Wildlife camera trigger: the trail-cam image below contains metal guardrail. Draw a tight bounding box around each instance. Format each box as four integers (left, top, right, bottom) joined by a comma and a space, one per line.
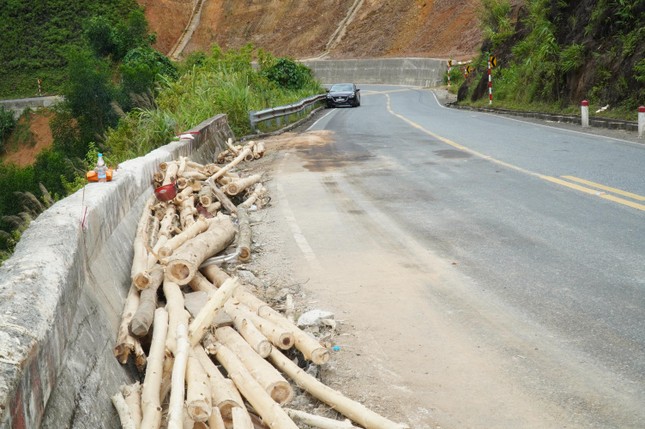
249, 94, 327, 133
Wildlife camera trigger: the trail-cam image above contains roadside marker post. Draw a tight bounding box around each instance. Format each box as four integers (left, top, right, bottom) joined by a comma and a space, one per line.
581, 100, 590, 128
447, 59, 452, 87
487, 55, 496, 105
639, 106, 645, 138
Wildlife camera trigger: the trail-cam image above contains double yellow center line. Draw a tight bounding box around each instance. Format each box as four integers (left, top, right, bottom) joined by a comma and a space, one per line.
544, 176, 645, 211
385, 94, 645, 212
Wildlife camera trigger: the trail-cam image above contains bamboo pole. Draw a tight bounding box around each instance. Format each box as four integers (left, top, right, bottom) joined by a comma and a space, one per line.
166, 216, 236, 285
168, 324, 190, 429
284, 409, 358, 429
186, 347, 212, 422
140, 308, 169, 429
269, 348, 408, 429
213, 343, 299, 429
215, 326, 293, 404
188, 277, 240, 346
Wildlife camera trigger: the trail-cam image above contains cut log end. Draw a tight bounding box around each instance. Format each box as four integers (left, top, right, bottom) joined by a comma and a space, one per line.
187, 400, 212, 423
269, 381, 294, 405
238, 246, 251, 262
311, 348, 331, 365
167, 261, 193, 285
255, 341, 272, 358
278, 333, 295, 350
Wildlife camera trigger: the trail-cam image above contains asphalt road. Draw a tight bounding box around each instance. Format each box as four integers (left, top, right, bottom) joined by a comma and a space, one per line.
269, 85, 644, 428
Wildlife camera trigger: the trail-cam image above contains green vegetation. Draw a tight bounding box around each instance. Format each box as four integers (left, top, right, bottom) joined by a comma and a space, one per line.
457, 0, 645, 117
0, 107, 17, 152
0, 2, 322, 263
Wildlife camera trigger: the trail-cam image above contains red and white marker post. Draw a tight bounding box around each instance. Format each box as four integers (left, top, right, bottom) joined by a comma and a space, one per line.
639, 106, 645, 138
487, 59, 493, 105
581, 100, 590, 128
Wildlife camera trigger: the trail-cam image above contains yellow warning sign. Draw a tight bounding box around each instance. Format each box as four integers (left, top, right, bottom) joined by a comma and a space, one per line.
489, 55, 498, 68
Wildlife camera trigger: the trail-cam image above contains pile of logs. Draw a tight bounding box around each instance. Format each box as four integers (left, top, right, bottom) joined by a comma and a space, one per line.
112, 139, 407, 429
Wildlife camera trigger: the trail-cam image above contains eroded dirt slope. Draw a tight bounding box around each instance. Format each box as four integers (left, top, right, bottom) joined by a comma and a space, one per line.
139, 0, 482, 60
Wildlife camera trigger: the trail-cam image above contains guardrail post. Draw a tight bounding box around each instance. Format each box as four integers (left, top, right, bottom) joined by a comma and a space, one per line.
639, 106, 645, 138
581, 100, 589, 128
249, 110, 258, 133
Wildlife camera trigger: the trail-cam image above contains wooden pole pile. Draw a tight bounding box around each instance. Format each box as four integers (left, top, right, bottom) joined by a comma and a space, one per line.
112, 140, 408, 429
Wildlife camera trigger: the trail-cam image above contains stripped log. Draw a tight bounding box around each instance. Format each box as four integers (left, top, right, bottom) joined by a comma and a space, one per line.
163, 162, 179, 185
131, 197, 155, 286
121, 383, 143, 429
228, 306, 272, 358
215, 326, 293, 404
208, 407, 227, 429
130, 264, 164, 337
114, 284, 141, 364
253, 142, 265, 159
188, 277, 240, 346
284, 409, 358, 429
168, 324, 190, 429
224, 174, 262, 196
232, 407, 254, 429
186, 347, 212, 422
188, 271, 218, 294
111, 391, 136, 429
200, 264, 231, 287
166, 216, 236, 285
225, 301, 293, 350
194, 346, 244, 424
238, 184, 267, 210
158, 217, 210, 259
209, 144, 253, 182
236, 208, 252, 262
199, 185, 214, 207
213, 343, 299, 429
207, 178, 237, 214
269, 348, 408, 429
140, 308, 169, 429
235, 289, 329, 365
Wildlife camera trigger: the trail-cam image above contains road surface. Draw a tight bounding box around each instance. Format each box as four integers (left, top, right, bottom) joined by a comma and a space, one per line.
256, 85, 645, 429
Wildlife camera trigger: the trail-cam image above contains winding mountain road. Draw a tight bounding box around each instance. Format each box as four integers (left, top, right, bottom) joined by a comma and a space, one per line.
260, 85, 645, 428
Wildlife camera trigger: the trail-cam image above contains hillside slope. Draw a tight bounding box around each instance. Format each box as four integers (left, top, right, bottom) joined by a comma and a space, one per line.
138, 0, 483, 60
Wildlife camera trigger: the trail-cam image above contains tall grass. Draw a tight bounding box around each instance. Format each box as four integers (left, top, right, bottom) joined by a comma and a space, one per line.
103, 46, 323, 165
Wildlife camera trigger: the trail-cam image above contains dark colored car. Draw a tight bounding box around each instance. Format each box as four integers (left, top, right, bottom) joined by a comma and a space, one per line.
326, 83, 361, 108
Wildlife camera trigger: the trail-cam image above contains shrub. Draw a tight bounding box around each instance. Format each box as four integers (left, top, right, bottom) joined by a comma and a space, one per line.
0, 107, 16, 152
262, 57, 315, 90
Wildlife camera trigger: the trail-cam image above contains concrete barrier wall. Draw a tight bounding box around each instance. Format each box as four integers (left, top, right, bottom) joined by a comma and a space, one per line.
0, 96, 64, 119
302, 58, 447, 87
0, 114, 233, 429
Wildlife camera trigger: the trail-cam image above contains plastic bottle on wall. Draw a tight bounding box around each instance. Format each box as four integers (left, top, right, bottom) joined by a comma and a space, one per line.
96, 153, 107, 183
